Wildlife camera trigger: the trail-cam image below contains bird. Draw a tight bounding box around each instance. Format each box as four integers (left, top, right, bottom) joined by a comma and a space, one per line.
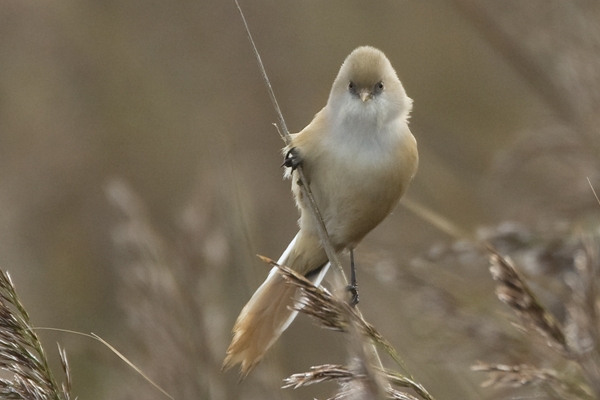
223, 46, 418, 377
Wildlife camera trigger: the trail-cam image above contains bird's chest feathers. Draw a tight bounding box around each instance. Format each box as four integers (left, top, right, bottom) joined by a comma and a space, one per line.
308, 120, 407, 213
298, 121, 408, 246
322, 120, 403, 183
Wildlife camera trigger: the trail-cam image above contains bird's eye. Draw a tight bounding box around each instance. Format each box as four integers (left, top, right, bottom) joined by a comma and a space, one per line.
348, 81, 355, 91
375, 81, 384, 91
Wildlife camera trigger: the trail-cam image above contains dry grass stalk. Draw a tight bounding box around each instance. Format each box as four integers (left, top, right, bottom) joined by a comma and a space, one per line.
260, 257, 435, 400
488, 248, 569, 355
283, 364, 358, 389
285, 362, 386, 400
384, 388, 420, 400
57, 346, 71, 400
283, 363, 427, 400
472, 362, 594, 400
471, 362, 558, 388
383, 370, 434, 400
479, 240, 600, 399
258, 256, 407, 369
0, 269, 71, 400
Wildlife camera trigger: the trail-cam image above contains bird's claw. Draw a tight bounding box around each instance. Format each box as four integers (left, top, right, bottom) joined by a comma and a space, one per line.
282, 147, 303, 170
346, 284, 359, 307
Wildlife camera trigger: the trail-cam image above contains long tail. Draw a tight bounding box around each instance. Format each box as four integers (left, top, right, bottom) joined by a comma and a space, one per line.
223, 232, 329, 378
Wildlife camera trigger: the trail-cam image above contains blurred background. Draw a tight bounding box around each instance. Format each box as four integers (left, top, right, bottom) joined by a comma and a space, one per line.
1, 0, 600, 399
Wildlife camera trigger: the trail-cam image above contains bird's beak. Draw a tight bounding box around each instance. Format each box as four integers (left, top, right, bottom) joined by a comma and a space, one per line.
359, 90, 373, 102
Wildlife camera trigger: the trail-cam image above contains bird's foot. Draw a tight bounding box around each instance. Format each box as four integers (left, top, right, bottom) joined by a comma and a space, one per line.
346, 284, 359, 307
282, 147, 303, 170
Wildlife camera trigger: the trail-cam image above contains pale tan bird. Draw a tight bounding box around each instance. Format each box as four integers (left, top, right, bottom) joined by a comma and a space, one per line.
224, 46, 418, 377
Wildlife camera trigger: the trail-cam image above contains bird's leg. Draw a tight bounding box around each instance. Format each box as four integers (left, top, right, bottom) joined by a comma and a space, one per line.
347, 249, 359, 307
282, 147, 303, 170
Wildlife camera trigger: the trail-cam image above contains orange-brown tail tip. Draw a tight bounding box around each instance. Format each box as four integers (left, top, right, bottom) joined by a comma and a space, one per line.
222, 352, 256, 381
222, 270, 298, 378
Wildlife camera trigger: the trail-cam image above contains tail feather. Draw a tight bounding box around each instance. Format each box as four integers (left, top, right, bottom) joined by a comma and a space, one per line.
223, 233, 330, 377
223, 270, 296, 376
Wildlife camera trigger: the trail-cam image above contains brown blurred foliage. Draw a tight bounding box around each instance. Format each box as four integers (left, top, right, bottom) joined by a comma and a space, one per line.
1, 0, 599, 399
